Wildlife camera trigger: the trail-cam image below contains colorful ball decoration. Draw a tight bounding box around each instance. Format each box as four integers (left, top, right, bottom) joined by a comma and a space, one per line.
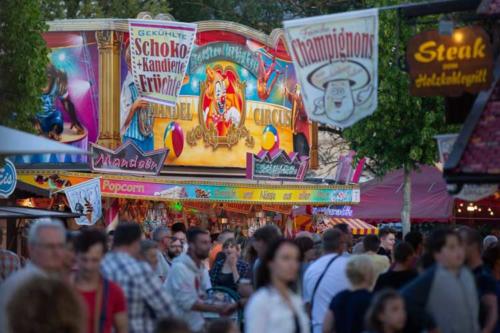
261, 124, 279, 151
163, 121, 184, 161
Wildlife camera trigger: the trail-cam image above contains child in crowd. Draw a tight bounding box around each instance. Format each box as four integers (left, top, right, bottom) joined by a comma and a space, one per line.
364, 289, 406, 333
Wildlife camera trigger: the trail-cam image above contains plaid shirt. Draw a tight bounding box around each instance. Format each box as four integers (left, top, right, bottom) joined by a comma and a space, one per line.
209, 253, 250, 290
101, 251, 175, 333
0, 249, 20, 282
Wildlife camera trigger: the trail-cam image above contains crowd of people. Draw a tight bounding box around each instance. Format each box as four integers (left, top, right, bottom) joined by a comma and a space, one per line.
1, 218, 500, 333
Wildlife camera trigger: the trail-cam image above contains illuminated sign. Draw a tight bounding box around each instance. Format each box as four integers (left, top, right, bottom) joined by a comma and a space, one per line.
407, 26, 493, 96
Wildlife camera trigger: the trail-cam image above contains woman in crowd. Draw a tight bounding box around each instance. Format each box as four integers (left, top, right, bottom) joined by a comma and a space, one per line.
7, 276, 85, 333
323, 255, 376, 333
210, 238, 250, 292
245, 239, 309, 333
364, 289, 407, 333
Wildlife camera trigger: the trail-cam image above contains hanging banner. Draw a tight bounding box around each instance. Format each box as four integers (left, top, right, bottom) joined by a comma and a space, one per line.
407, 26, 493, 96
128, 19, 197, 106
64, 178, 102, 225
434, 133, 458, 164
0, 159, 17, 199
283, 9, 379, 128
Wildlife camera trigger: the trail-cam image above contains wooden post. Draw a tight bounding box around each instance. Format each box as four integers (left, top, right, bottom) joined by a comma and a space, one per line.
310, 121, 319, 169
95, 31, 122, 149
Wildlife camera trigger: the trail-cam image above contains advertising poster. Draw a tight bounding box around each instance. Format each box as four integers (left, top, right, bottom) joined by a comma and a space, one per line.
65, 178, 102, 225
120, 22, 311, 168
128, 19, 197, 106
283, 9, 379, 128
15, 32, 100, 164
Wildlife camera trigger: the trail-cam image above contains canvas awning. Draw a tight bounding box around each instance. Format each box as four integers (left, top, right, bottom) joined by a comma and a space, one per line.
294, 215, 378, 235
0, 206, 81, 219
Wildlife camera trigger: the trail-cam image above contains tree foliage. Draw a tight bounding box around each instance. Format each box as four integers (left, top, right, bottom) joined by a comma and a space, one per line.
0, 0, 48, 132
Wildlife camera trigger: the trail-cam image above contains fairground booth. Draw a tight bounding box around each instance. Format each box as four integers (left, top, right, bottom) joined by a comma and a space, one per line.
11, 18, 361, 239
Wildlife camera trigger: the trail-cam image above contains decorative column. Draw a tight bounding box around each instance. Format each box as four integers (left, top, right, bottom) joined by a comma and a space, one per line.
310, 121, 319, 169
96, 31, 122, 149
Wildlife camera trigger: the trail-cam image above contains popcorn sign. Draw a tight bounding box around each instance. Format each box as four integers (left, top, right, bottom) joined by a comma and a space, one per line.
129, 19, 197, 106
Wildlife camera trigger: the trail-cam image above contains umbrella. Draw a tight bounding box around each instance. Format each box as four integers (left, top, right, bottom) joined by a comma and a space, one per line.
0, 125, 89, 156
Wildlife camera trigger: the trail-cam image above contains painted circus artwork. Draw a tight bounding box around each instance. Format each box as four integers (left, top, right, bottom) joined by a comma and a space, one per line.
120, 21, 311, 168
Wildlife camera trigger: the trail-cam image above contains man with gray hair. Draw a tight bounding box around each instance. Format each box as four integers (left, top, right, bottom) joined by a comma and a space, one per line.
152, 225, 172, 282
0, 218, 66, 332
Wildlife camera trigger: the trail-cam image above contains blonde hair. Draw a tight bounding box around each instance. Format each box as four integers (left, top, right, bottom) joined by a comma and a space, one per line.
346, 254, 376, 287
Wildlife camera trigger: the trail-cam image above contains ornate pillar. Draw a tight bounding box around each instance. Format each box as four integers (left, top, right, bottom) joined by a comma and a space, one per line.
310, 121, 319, 169
96, 31, 122, 149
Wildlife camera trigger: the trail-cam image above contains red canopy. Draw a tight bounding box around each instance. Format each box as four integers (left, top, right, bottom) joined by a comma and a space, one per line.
352, 165, 454, 224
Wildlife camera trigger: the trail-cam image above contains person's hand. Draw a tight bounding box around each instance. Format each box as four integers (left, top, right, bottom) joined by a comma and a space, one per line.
227, 253, 238, 268
132, 99, 149, 112
220, 303, 238, 316
238, 283, 253, 298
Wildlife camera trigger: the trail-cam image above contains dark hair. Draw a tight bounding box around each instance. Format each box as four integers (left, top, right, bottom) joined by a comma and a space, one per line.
365, 289, 404, 332
75, 229, 107, 254
404, 231, 423, 251
7, 276, 84, 333
294, 236, 314, 262
222, 238, 238, 249
187, 227, 209, 244
207, 318, 235, 333
427, 228, 459, 255
394, 242, 415, 264
256, 238, 298, 289
363, 235, 381, 252
155, 317, 191, 333
334, 223, 350, 235
113, 223, 142, 247
253, 225, 281, 244
379, 228, 396, 239
171, 222, 187, 234
460, 227, 482, 250
322, 228, 345, 253
483, 243, 500, 269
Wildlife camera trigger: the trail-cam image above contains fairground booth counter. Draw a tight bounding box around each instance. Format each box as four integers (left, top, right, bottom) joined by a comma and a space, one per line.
12, 18, 361, 238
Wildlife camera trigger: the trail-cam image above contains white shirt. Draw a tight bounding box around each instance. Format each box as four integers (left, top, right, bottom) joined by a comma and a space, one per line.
303, 253, 350, 333
156, 251, 171, 282
245, 287, 310, 333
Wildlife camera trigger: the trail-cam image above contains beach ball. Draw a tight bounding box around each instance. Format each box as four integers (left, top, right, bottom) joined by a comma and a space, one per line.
163, 121, 184, 161
261, 124, 279, 151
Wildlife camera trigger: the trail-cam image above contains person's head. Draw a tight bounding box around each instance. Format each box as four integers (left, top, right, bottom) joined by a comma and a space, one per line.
253, 225, 281, 259
223, 238, 240, 258
363, 235, 381, 253
7, 276, 84, 333
187, 227, 211, 260
218, 229, 235, 245
207, 318, 239, 333
140, 239, 159, 270
365, 289, 406, 333
483, 235, 498, 251
167, 238, 183, 259
404, 231, 424, 255
334, 223, 353, 248
393, 242, 415, 267
483, 243, 500, 277
172, 222, 187, 250
152, 226, 171, 251
294, 236, 315, 263
107, 230, 114, 251
154, 317, 191, 333
28, 219, 66, 273
427, 228, 464, 270
346, 254, 376, 289
379, 228, 396, 252
322, 228, 346, 254
112, 223, 143, 258
74, 229, 107, 279
256, 238, 299, 289
458, 227, 482, 263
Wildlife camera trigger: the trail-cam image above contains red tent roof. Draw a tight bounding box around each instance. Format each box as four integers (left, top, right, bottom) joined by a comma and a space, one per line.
352, 165, 454, 224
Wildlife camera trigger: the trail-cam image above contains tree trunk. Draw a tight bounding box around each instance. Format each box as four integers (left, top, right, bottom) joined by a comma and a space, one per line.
401, 168, 412, 236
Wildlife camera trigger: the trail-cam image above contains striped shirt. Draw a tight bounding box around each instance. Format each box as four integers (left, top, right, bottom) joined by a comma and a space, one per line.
101, 251, 175, 333
120, 72, 149, 141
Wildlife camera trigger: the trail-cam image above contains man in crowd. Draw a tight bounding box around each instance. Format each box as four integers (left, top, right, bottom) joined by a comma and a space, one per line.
0, 218, 66, 332
402, 229, 480, 333
167, 238, 183, 264
460, 227, 498, 333
251, 224, 281, 284
141, 239, 160, 273
209, 229, 235, 268
74, 228, 128, 333
375, 241, 418, 291
101, 223, 174, 333
0, 227, 20, 282
405, 231, 424, 257
303, 228, 350, 333
172, 222, 188, 253
152, 226, 172, 282
378, 228, 396, 262
165, 227, 236, 333
363, 234, 390, 277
